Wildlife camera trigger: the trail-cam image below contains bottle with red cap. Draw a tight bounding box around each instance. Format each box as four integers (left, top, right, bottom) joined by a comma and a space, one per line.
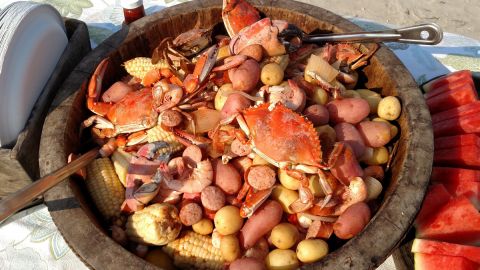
121, 0, 146, 24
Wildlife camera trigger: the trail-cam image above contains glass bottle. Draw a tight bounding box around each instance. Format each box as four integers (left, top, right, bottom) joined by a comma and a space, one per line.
121, 0, 146, 25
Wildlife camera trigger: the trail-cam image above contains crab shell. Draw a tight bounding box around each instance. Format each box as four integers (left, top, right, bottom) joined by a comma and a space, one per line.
242, 103, 322, 167
222, 0, 261, 37
107, 88, 158, 133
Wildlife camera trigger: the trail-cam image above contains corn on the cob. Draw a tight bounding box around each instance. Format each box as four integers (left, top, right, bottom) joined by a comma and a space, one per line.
111, 149, 132, 187
126, 203, 182, 246
85, 158, 125, 221
123, 57, 169, 80
163, 231, 225, 270
146, 125, 184, 154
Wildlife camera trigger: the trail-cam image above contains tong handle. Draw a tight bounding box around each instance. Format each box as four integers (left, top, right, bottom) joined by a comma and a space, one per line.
305, 23, 443, 45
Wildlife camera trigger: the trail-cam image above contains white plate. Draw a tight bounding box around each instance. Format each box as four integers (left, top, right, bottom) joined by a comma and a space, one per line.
0, 3, 67, 147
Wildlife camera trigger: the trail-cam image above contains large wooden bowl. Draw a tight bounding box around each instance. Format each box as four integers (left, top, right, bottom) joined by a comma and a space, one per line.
39, 0, 433, 269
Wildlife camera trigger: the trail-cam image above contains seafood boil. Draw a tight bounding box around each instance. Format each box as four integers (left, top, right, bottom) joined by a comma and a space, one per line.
79, 0, 402, 269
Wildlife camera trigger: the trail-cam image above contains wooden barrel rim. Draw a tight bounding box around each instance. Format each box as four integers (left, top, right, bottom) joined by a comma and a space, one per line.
39, 0, 433, 269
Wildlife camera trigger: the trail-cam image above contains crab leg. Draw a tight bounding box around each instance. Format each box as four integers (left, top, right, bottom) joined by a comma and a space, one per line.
87, 58, 112, 116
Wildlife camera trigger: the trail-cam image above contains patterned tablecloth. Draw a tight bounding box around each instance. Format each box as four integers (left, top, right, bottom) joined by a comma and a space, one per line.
0, 0, 479, 269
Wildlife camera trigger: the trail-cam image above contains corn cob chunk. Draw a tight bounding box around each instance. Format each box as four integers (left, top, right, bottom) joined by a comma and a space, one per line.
163, 231, 225, 270
123, 57, 169, 80
85, 158, 125, 222
126, 203, 182, 246
111, 149, 133, 187
146, 125, 184, 154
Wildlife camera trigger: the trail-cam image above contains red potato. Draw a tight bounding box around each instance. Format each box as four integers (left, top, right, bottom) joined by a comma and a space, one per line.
303, 104, 329, 126
330, 144, 364, 186
201, 186, 226, 211
230, 59, 261, 92
247, 165, 276, 190
230, 258, 266, 270
239, 200, 283, 249
213, 159, 242, 194
239, 44, 263, 62
230, 138, 252, 156
333, 202, 371, 239
363, 165, 385, 181
356, 121, 392, 147
102, 81, 133, 102
327, 98, 370, 124
179, 202, 203, 226
221, 93, 251, 120
334, 122, 366, 158
244, 237, 270, 260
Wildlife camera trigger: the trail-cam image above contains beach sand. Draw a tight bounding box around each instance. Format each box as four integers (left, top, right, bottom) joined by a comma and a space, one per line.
298, 0, 479, 41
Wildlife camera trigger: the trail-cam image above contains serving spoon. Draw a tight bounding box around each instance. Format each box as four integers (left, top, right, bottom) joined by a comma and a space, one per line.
0, 148, 99, 222
279, 23, 443, 51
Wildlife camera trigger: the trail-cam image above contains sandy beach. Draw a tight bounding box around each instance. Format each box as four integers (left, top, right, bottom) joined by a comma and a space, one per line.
299, 0, 480, 41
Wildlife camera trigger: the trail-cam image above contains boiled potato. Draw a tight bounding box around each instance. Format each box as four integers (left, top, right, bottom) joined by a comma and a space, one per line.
220, 234, 241, 262
278, 169, 300, 190
364, 146, 389, 165
261, 63, 284, 85
269, 223, 299, 249
215, 83, 233, 111
309, 175, 324, 197
192, 218, 214, 235
296, 239, 329, 263
378, 96, 401, 120
214, 206, 243, 235
144, 249, 175, 270
265, 249, 299, 270
344, 90, 361, 98
252, 154, 273, 167
271, 185, 299, 214
356, 89, 381, 98
312, 87, 329, 105
365, 176, 383, 201
315, 125, 336, 143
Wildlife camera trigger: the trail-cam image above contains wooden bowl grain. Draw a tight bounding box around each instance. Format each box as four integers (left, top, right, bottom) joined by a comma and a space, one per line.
39, 0, 433, 269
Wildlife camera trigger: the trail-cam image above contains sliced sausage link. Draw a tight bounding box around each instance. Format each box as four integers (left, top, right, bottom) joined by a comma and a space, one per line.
160, 109, 183, 127
201, 186, 226, 211
179, 202, 203, 226
230, 138, 252, 156
247, 165, 277, 190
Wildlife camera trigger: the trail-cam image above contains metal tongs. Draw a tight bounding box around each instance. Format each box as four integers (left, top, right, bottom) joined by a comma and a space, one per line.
279, 23, 443, 51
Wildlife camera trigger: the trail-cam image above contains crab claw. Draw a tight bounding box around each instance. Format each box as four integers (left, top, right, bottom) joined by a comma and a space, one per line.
184, 45, 218, 93
240, 186, 274, 218
334, 176, 368, 216
87, 58, 112, 116
222, 0, 260, 37
229, 18, 288, 57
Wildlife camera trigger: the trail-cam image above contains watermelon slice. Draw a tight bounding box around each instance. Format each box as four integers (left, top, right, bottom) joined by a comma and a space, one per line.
430, 167, 480, 208
414, 184, 452, 227
414, 253, 478, 270
423, 70, 473, 94
412, 239, 480, 264
434, 134, 480, 150
433, 113, 480, 139
426, 82, 477, 114
416, 196, 480, 245
431, 101, 480, 124
434, 145, 480, 169
431, 167, 480, 183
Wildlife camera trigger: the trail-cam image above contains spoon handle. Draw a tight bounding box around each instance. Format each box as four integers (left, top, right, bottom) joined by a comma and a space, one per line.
0, 148, 99, 222
305, 23, 443, 45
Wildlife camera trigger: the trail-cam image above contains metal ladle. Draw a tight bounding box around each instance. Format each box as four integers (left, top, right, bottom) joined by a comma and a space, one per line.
279, 23, 443, 51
